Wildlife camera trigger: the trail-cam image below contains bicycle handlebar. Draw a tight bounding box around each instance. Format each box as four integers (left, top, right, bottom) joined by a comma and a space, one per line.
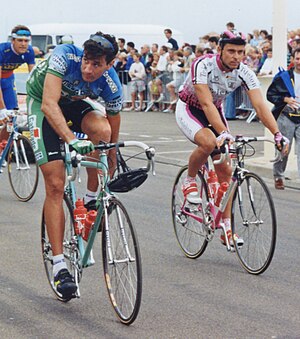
212, 135, 283, 165
67, 140, 156, 182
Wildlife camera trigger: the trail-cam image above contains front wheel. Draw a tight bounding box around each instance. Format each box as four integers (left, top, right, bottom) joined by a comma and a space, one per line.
41, 194, 80, 302
102, 197, 142, 325
172, 165, 209, 259
231, 172, 277, 275
7, 134, 39, 202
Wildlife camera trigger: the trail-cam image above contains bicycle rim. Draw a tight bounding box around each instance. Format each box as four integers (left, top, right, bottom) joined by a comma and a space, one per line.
7, 135, 39, 202
172, 166, 209, 259
41, 194, 80, 301
231, 172, 277, 274
102, 197, 142, 325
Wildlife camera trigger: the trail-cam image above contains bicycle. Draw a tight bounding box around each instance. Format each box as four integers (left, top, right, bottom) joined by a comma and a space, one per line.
41, 139, 155, 325
172, 136, 278, 275
0, 110, 39, 201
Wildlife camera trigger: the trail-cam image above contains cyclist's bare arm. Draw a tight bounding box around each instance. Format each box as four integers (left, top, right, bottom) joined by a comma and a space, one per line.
194, 83, 228, 134
107, 113, 121, 172
41, 73, 75, 143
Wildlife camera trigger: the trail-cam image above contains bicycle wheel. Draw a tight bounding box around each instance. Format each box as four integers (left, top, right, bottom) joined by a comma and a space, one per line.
102, 197, 142, 325
41, 194, 80, 302
231, 172, 277, 274
7, 134, 39, 202
172, 165, 209, 259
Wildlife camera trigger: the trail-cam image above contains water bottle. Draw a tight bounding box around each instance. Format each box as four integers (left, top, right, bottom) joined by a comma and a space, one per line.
215, 182, 229, 207
83, 210, 97, 241
207, 170, 219, 199
73, 198, 87, 235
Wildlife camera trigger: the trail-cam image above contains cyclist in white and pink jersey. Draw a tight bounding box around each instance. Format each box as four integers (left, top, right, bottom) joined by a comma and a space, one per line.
176, 30, 289, 247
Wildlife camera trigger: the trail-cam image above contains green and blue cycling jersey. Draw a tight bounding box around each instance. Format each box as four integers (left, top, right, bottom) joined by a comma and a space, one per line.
26, 44, 123, 115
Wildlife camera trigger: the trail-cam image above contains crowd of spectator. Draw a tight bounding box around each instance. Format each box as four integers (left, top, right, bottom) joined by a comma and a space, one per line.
113, 25, 300, 112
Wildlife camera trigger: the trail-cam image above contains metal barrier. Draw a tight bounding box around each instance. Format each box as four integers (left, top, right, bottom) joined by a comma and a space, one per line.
118, 69, 257, 120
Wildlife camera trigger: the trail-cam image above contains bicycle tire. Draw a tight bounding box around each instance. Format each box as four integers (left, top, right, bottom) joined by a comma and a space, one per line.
231, 172, 277, 275
41, 194, 80, 302
7, 134, 39, 202
172, 165, 209, 259
102, 197, 142, 325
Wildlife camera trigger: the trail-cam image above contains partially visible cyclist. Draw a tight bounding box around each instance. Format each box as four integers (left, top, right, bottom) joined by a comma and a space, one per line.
0, 25, 35, 140
175, 30, 289, 247
26, 32, 122, 298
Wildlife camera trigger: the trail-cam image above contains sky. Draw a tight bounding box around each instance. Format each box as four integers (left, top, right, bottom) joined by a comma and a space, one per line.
1, 0, 300, 45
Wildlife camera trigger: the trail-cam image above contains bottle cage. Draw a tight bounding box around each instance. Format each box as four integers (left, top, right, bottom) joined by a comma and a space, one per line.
107, 145, 148, 193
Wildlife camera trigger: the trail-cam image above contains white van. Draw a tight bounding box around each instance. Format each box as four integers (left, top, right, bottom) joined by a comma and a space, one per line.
29, 23, 184, 53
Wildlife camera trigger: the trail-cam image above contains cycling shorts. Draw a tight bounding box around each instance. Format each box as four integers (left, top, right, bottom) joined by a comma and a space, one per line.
175, 98, 228, 143
27, 97, 106, 166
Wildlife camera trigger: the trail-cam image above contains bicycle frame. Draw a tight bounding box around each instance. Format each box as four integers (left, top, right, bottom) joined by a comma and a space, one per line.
64, 143, 109, 269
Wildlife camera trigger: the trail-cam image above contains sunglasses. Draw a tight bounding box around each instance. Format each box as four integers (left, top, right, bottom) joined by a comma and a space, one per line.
89, 34, 114, 52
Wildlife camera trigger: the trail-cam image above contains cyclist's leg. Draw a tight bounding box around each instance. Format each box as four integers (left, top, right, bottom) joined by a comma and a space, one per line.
175, 100, 215, 202
27, 97, 77, 296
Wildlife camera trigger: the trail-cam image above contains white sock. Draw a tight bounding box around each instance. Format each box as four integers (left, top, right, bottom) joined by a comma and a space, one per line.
85, 190, 97, 204
223, 218, 231, 232
53, 254, 67, 277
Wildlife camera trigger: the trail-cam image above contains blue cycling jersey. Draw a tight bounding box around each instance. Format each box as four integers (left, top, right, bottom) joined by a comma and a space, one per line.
0, 42, 35, 78
0, 42, 35, 108
27, 44, 123, 115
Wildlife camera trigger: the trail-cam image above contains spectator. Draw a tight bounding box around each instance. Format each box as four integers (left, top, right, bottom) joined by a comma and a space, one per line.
258, 48, 273, 76
140, 44, 151, 65
226, 22, 235, 32
125, 41, 135, 70
250, 29, 263, 47
257, 41, 272, 73
267, 47, 300, 189
151, 43, 159, 54
164, 28, 179, 50
199, 35, 210, 48
208, 36, 219, 54
114, 52, 128, 84
245, 46, 260, 74
163, 50, 185, 113
125, 53, 146, 111
182, 46, 195, 78
195, 46, 204, 58
118, 38, 127, 53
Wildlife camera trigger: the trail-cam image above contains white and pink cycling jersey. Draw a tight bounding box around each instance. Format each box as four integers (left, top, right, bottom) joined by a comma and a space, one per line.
179, 54, 260, 110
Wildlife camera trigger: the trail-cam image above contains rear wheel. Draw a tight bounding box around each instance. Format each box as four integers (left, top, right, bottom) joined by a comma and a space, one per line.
172, 165, 209, 259
41, 194, 80, 301
231, 172, 276, 274
102, 197, 142, 325
7, 135, 39, 201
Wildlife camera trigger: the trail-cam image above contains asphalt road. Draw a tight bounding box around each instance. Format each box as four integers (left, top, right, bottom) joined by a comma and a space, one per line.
0, 111, 299, 338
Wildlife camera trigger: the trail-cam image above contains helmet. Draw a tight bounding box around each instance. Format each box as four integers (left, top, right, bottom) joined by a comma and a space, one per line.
59, 35, 74, 44
219, 30, 246, 48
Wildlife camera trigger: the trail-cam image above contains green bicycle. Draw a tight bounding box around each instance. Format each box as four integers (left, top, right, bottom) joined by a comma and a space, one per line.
41, 140, 155, 325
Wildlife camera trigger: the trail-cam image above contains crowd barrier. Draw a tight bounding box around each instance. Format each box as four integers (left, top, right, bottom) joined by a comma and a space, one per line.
117, 70, 256, 121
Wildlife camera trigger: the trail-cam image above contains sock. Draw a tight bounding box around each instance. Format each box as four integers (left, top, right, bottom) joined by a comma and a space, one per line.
186, 175, 196, 182
84, 190, 97, 204
223, 218, 231, 232
53, 254, 67, 277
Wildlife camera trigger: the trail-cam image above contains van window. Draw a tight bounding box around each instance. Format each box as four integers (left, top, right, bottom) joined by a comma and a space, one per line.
31, 35, 53, 53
